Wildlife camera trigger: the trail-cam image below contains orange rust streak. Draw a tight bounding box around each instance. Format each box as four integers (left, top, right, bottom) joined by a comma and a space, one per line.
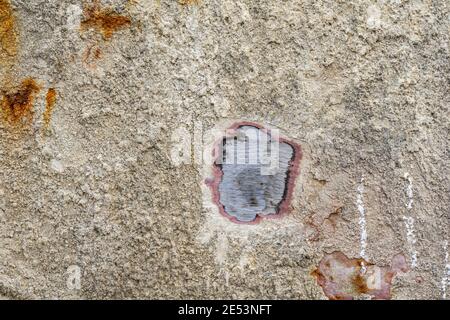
94, 47, 102, 59
81, 1, 131, 40
1, 78, 40, 126
0, 0, 18, 70
43, 88, 56, 129
352, 273, 370, 294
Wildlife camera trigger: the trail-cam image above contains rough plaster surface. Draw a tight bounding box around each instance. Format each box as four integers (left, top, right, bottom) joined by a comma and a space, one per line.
0, 0, 448, 299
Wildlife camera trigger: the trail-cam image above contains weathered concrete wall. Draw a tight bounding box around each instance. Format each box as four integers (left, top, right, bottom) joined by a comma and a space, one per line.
0, 0, 448, 299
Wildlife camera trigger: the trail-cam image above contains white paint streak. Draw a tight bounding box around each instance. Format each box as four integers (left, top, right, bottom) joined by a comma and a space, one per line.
442, 241, 449, 299
405, 173, 414, 209
356, 177, 367, 272
403, 216, 418, 268
403, 172, 418, 269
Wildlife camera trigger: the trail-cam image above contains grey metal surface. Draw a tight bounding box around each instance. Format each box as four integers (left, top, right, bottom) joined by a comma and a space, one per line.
217, 126, 294, 222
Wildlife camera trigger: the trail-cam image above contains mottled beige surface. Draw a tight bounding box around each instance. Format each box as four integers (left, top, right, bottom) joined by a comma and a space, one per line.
0, 0, 448, 299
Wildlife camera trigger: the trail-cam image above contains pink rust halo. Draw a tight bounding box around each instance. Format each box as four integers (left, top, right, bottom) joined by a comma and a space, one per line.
205, 121, 302, 224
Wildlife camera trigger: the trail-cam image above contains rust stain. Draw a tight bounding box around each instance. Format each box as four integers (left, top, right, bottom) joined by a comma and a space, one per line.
1, 78, 40, 127
82, 43, 102, 68
304, 215, 321, 242
352, 273, 370, 294
43, 87, 56, 129
0, 0, 17, 58
0, 0, 18, 74
94, 47, 102, 59
0, 1, 49, 135
312, 251, 408, 300
81, 0, 131, 40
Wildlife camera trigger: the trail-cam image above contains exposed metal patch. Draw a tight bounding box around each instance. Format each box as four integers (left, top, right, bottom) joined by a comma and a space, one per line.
207, 122, 301, 224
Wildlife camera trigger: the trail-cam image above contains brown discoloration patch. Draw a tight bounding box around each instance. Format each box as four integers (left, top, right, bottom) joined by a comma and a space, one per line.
94, 47, 102, 59
1, 78, 40, 127
82, 43, 103, 68
178, 0, 200, 5
43, 88, 56, 129
352, 273, 370, 294
0, 0, 17, 57
312, 178, 327, 186
0, 2, 43, 134
312, 251, 408, 300
81, 0, 131, 40
304, 214, 321, 241
0, 0, 18, 72
323, 206, 343, 231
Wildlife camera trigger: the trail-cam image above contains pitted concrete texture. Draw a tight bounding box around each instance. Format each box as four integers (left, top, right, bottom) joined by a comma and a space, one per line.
0, 0, 448, 299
